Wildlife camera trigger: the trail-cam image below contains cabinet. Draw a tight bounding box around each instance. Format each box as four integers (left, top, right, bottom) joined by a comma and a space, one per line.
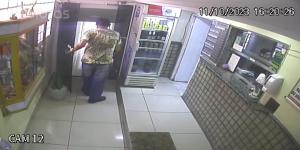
227, 27, 289, 74
0, 13, 48, 113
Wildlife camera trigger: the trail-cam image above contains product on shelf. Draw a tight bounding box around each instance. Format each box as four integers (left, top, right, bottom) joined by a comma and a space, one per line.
143, 17, 170, 32
0, 42, 16, 99
19, 37, 35, 89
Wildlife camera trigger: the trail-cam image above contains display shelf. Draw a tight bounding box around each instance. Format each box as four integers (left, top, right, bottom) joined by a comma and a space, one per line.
0, 13, 48, 114
230, 48, 275, 74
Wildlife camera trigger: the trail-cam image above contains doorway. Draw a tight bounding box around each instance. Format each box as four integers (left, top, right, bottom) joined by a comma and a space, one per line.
71, 22, 116, 76
72, 21, 96, 76
173, 17, 211, 82
171, 17, 211, 95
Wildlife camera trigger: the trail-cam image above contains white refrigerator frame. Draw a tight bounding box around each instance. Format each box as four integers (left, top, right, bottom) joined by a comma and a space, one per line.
124, 14, 177, 87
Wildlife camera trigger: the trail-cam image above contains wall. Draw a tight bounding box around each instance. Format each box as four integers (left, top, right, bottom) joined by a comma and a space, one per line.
160, 42, 182, 77
78, 4, 118, 22
169, 10, 194, 42
196, 16, 300, 143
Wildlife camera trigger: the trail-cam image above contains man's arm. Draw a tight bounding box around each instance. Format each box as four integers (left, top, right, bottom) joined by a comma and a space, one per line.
114, 33, 122, 54
115, 41, 122, 53
68, 39, 88, 53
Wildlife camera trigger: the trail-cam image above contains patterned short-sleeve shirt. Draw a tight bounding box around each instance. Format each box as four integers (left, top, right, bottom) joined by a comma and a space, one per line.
81, 28, 121, 64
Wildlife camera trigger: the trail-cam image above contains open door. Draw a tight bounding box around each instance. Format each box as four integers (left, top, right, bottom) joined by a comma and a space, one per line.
111, 5, 134, 80
173, 17, 211, 82
56, 3, 80, 91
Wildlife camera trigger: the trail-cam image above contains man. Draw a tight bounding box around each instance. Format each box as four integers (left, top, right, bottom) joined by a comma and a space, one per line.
68, 18, 121, 103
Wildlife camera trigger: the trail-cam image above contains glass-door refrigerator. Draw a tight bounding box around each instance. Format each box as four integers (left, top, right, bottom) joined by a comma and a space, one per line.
124, 15, 176, 87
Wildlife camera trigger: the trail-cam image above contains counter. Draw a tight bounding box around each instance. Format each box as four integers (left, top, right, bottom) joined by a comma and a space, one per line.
182, 56, 299, 150
200, 55, 269, 112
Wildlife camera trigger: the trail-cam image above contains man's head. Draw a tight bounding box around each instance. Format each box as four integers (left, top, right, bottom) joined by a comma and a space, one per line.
96, 18, 111, 29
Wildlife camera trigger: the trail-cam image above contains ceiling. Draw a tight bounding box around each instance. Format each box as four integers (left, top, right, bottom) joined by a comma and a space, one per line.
63, 0, 300, 41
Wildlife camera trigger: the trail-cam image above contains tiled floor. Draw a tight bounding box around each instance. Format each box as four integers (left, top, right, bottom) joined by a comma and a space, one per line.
121, 77, 212, 150
21, 78, 124, 150
21, 77, 210, 150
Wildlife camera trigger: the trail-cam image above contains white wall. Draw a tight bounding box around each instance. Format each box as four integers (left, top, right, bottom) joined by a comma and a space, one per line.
169, 10, 194, 42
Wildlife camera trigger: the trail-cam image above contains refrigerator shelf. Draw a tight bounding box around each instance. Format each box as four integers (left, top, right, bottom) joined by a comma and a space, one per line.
134, 57, 160, 60
142, 29, 168, 32
138, 47, 163, 50
139, 39, 165, 43
130, 71, 157, 76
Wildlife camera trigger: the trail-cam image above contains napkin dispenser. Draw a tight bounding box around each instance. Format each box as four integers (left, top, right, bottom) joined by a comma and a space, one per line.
262, 74, 284, 96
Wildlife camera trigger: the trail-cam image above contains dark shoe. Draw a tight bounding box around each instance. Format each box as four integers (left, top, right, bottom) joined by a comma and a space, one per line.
88, 96, 106, 104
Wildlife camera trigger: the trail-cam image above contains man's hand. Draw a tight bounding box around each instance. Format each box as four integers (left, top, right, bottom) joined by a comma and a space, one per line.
66, 45, 74, 54
67, 40, 88, 54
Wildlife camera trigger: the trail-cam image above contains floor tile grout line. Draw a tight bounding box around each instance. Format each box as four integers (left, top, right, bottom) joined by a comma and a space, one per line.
67, 93, 77, 149
141, 92, 157, 132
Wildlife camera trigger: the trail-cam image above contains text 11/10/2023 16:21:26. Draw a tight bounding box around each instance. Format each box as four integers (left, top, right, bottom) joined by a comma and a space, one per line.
199, 7, 295, 16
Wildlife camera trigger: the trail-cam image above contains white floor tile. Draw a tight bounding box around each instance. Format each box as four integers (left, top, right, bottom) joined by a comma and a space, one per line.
76, 91, 117, 103
76, 92, 118, 106
120, 87, 142, 94
144, 95, 190, 113
21, 143, 68, 150
68, 146, 124, 150
150, 112, 203, 134
158, 77, 173, 83
26, 120, 71, 145
73, 97, 120, 123
73, 107, 120, 123
69, 122, 123, 147
44, 93, 77, 102
171, 133, 213, 150
126, 111, 155, 132
122, 94, 148, 111
142, 84, 180, 96
33, 96, 76, 121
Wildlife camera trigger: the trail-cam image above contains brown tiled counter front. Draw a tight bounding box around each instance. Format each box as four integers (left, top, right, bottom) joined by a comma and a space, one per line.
182, 57, 299, 150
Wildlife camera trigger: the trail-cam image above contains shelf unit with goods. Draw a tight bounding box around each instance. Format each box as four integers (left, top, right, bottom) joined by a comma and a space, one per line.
0, 13, 48, 114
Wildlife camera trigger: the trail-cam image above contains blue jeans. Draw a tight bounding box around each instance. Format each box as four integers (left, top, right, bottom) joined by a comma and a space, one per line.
81, 63, 111, 102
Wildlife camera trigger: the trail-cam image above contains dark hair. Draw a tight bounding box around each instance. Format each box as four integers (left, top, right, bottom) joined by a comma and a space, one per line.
96, 18, 111, 28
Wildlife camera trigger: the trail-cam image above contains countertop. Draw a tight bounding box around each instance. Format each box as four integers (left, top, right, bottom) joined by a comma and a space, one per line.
200, 55, 270, 113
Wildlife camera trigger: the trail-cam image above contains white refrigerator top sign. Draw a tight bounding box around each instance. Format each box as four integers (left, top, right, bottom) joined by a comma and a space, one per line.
162, 7, 181, 17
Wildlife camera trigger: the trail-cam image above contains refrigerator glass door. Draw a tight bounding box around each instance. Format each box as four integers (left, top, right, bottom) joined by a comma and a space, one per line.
130, 16, 174, 76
